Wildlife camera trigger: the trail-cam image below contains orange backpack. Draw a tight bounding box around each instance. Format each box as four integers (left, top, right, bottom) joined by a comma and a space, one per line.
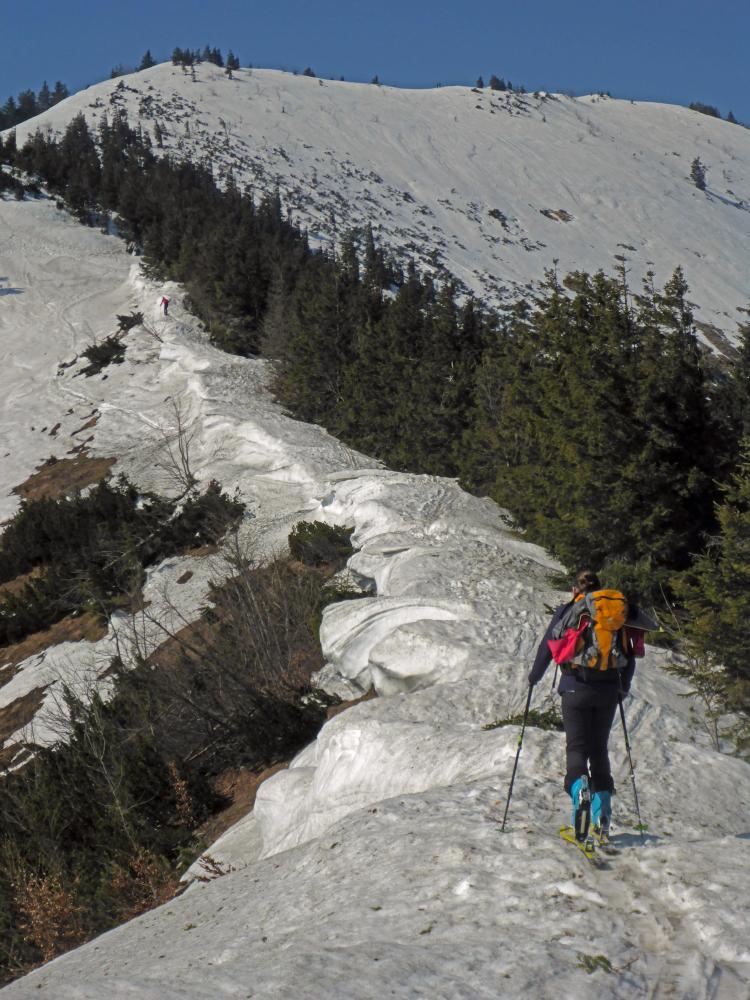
558, 589, 630, 671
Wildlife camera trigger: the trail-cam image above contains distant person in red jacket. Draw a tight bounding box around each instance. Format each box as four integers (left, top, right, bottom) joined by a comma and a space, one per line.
160, 295, 170, 316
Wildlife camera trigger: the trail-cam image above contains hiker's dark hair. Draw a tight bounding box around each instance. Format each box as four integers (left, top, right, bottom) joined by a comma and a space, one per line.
574, 569, 601, 593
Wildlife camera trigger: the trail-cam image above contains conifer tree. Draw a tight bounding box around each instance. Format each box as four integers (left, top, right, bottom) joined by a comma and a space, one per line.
51, 81, 69, 105
623, 268, 720, 589
2, 96, 17, 128
60, 114, 101, 218
729, 308, 750, 440
16, 90, 37, 121
691, 157, 707, 190
139, 50, 156, 70
37, 80, 52, 111
280, 252, 358, 423
675, 442, 750, 720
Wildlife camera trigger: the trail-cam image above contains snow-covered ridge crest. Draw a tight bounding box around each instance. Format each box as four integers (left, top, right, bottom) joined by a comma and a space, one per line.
10, 61, 750, 346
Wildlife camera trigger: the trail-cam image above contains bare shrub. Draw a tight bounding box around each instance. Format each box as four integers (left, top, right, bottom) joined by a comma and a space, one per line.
194, 853, 236, 882
167, 760, 196, 827
11, 866, 85, 964
155, 397, 199, 497
109, 851, 180, 922
138, 549, 333, 772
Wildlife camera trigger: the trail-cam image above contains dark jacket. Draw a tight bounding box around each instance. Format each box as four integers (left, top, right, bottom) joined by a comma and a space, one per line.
529, 600, 636, 694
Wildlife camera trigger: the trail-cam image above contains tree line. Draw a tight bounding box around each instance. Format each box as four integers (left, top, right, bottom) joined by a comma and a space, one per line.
4, 108, 749, 722
171, 46, 240, 70
0, 81, 69, 131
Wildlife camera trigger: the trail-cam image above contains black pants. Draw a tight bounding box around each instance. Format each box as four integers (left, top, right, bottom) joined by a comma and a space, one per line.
561, 686, 619, 793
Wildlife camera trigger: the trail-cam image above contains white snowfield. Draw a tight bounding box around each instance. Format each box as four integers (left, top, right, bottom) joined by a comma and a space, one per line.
2, 190, 750, 999
8, 61, 750, 347
2, 71, 750, 996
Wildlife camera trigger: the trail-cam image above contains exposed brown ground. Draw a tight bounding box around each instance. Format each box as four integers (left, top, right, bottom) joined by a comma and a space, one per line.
0, 567, 44, 600
0, 741, 33, 771
0, 686, 47, 746
194, 687, 378, 849
326, 686, 377, 719
70, 416, 99, 437
196, 762, 290, 846
13, 454, 116, 503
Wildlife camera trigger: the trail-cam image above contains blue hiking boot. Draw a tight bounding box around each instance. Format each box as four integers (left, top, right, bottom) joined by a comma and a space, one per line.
570, 775, 591, 842
591, 790, 612, 840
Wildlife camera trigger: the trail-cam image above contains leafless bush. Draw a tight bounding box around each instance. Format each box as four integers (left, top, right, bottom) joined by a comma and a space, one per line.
118, 540, 335, 773
194, 853, 237, 882
155, 397, 199, 497
10, 864, 85, 964
108, 851, 180, 921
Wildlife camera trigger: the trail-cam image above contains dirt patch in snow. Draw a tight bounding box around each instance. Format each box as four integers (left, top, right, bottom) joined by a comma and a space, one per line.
0, 567, 44, 600
13, 453, 116, 503
0, 741, 33, 771
326, 687, 377, 719
0, 685, 47, 745
197, 762, 290, 846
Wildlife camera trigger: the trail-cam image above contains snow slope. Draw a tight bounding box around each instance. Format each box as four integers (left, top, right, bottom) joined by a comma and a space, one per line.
8, 62, 750, 346
2, 190, 750, 998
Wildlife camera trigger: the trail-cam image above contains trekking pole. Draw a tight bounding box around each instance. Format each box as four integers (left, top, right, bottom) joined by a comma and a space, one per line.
500, 684, 533, 832
617, 693, 646, 842
550, 664, 558, 694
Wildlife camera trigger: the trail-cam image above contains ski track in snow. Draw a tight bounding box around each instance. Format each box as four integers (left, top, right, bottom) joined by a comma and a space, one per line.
2, 83, 750, 998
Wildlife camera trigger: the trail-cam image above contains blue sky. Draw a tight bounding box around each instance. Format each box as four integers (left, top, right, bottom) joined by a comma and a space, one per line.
2, 0, 749, 123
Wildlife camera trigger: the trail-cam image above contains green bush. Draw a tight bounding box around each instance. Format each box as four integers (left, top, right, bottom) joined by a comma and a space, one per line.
288, 521, 354, 568
0, 477, 244, 646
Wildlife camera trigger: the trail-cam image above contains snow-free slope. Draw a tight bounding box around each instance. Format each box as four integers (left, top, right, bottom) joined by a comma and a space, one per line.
2, 195, 750, 999
10, 62, 750, 346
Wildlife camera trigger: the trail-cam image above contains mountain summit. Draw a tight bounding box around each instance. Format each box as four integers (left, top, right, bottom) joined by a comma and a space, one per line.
13, 61, 750, 347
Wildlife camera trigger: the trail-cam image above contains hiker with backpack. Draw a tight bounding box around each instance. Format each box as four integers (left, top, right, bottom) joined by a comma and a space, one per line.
528, 570, 642, 842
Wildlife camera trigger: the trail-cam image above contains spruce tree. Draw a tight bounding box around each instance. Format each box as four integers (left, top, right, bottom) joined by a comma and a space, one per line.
2, 96, 18, 128
51, 81, 69, 105
60, 113, 101, 218
675, 442, 750, 721
628, 268, 719, 586
691, 157, 707, 190
37, 81, 52, 112
730, 308, 750, 440
280, 251, 358, 423
139, 50, 156, 70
